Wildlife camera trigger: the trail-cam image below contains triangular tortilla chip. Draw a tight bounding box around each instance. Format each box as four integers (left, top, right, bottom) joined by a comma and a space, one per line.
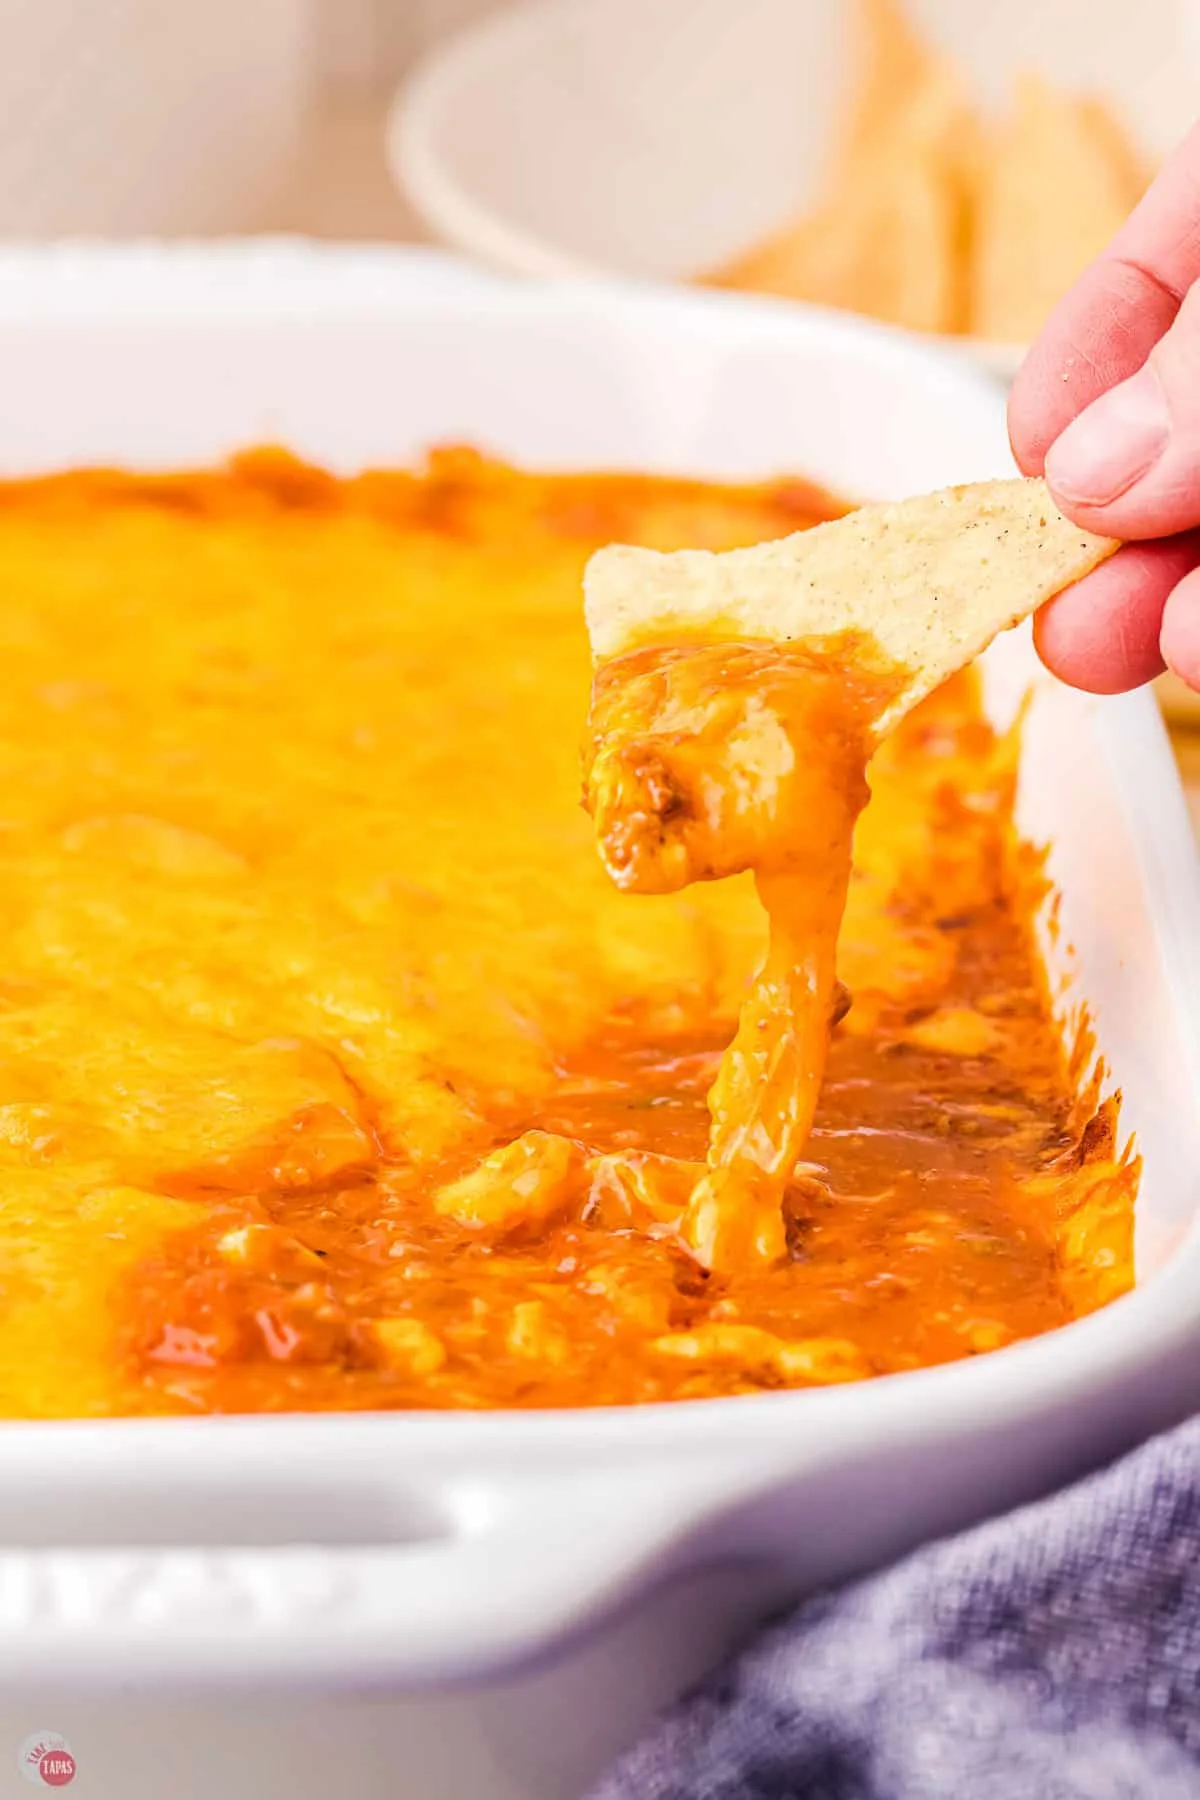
971, 73, 1148, 344
843, 0, 939, 160
584, 476, 1117, 736
706, 0, 979, 335
708, 102, 969, 334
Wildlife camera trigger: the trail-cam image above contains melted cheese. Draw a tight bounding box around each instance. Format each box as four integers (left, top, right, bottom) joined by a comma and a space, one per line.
585, 637, 902, 1269
0, 449, 1135, 1415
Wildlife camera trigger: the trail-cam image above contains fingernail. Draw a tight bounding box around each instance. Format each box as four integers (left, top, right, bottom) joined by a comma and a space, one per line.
1045, 363, 1170, 506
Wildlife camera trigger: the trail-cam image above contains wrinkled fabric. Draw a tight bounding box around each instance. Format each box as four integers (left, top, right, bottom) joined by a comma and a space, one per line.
591, 1417, 1200, 1800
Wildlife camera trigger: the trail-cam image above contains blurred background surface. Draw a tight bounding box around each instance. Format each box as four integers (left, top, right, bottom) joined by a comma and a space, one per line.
299, 0, 495, 239
0, 0, 497, 240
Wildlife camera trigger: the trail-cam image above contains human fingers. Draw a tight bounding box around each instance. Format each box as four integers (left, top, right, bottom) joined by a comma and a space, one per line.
1042, 284, 1200, 539
1159, 559, 1200, 689
1033, 533, 1200, 691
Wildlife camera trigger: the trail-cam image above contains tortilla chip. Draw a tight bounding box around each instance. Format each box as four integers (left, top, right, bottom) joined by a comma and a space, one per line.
584, 477, 1118, 735
971, 72, 1147, 344
707, 0, 978, 334
841, 0, 954, 166
708, 180, 956, 333
711, 82, 973, 332
1079, 96, 1151, 200
702, 0, 1153, 348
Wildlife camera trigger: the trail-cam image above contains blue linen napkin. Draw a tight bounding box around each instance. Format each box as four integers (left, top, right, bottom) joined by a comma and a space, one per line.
590, 1416, 1200, 1800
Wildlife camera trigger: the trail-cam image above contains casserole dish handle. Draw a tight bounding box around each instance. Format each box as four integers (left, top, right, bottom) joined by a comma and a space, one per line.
0, 1463, 746, 1689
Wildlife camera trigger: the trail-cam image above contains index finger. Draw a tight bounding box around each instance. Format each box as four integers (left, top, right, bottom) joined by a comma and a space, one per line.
1008, 116, 1200, 475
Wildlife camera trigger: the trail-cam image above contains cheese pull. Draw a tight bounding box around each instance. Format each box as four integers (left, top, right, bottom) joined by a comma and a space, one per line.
582, 477, 1117, 1272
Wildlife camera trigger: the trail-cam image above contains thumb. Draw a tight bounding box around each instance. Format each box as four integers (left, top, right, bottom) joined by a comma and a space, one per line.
1044, 281, 1200, 541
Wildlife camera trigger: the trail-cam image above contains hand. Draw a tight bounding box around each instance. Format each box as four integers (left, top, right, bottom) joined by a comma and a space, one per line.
1008, 118, 1200, 693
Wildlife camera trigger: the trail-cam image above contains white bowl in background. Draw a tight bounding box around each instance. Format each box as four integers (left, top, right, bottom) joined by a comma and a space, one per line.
389, 0, 1200, 382
0, 245, 1197, 1800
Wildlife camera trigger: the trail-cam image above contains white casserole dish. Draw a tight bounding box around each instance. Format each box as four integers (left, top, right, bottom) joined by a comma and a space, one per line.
0, 244, 1197, 1800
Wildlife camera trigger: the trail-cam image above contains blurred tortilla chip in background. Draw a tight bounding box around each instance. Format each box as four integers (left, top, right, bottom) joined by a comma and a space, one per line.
972, 70, 1149, 343
710, 1, 976, 334
706, 0, 1150, 347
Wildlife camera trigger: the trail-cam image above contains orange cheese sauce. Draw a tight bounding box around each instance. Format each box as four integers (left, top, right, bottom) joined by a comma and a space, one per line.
0, 448, 1135, 1415
585, 636, 904, 1271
